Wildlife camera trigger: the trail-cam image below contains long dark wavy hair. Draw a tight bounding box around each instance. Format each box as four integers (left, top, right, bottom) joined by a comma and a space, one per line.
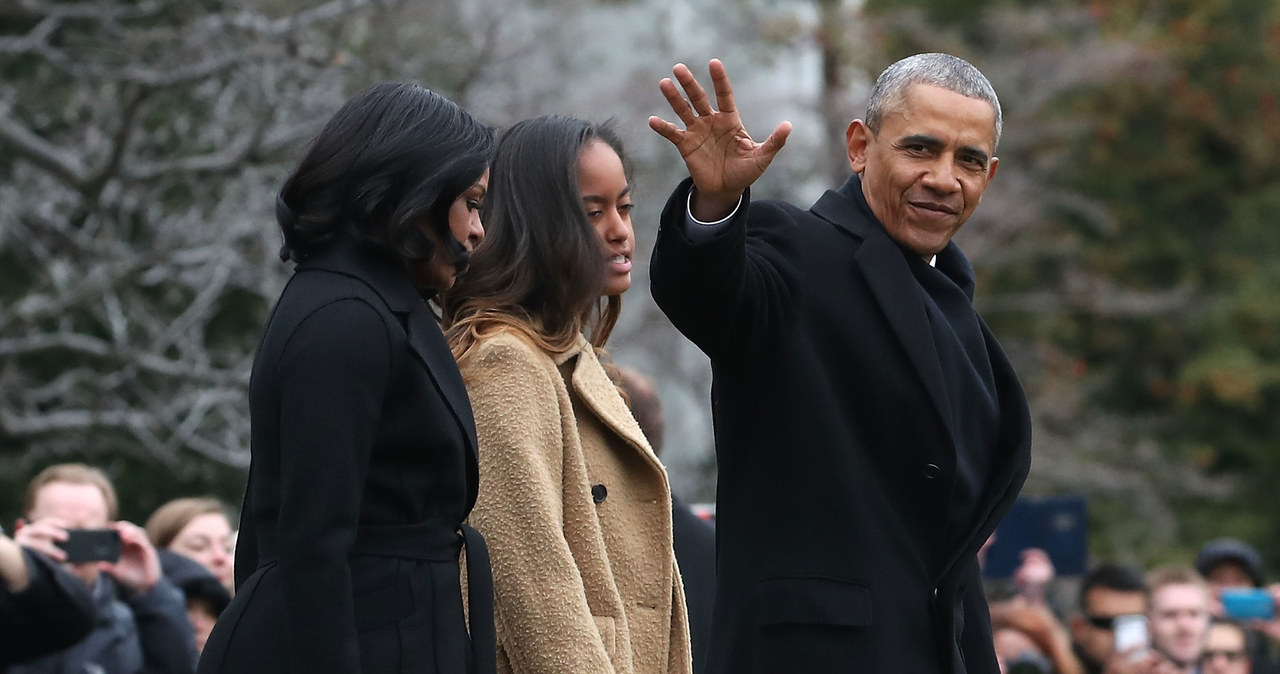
442, 115, 630, 362
275, 82, 495, 268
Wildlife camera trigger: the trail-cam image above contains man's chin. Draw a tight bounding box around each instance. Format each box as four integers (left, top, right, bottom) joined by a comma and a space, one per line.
69, 564, 100, 587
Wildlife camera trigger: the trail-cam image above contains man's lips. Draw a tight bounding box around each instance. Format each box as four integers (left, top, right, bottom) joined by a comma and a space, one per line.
909, 200, 959, 216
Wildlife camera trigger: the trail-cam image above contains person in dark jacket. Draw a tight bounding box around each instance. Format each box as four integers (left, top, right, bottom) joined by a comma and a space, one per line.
0, 531, 96, 669
1196, 539, 1280, 674
648, 54, 1032, 673
156, 549, 230, 655
197, 82, 496, 674
11, 463, 195, 674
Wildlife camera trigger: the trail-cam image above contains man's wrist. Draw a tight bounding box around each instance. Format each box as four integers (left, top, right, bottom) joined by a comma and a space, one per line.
0, 537, 30, 592
690, 188, 742, 223
686, 190, 742, 227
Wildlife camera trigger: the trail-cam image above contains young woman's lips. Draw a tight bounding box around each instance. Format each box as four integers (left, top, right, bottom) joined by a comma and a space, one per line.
609, 254, 632, 273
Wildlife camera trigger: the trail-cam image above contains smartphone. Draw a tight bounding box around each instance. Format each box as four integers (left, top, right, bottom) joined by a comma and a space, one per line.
56, 528, 122, 563
1222, 588, 1276, 621
1113, 614, 1149, 658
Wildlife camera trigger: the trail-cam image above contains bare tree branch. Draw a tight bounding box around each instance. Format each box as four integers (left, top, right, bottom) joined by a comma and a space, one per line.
0, 104, 90, 189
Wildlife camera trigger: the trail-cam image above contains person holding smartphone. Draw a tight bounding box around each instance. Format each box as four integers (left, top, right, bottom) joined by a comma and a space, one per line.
1196, 538, 1280, 671
0, 529, 96, 667
11, 463, 195, 674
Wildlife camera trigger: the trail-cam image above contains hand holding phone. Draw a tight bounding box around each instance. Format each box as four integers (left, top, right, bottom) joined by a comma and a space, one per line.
1113, 614, 1149, 660
56, 528, 122, 564
1221, 587, 1277, 621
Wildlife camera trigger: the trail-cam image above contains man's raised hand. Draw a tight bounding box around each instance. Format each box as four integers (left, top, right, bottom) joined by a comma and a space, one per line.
648, 59, 791, 222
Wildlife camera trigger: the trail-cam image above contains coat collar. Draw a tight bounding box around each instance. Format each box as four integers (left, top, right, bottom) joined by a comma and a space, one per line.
813, 178, 1032, 582
811, 175, 956, 450
296, 239, 480, 492
558, 334, 670, 481
296, 237, 422, 312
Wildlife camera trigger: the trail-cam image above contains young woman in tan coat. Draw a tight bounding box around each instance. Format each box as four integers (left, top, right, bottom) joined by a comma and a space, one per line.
443, 116, 692, 674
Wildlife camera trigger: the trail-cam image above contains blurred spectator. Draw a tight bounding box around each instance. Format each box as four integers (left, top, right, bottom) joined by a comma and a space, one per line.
1014, 548, 1058, 607
1146, 566, 1212, 674
0, 529, 96, 668
1069, 564, 1149, 674
617, 366, 715, 674
1195, 538, 1280, 672
11, 463, 196, 673
990, 598, 1085, 674
144, 498, 235, 593
155, 550, 230, 654
144, 498, 235, 654
1201, 619, 1252, 674
1196, 539, 1265, 594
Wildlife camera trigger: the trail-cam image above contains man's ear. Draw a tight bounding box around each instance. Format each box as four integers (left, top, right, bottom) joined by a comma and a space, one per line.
987, 156, 999, 182
846, 119, 871, 174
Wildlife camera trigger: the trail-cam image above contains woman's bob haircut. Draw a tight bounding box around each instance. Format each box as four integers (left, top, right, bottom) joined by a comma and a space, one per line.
275, 82, 495, 263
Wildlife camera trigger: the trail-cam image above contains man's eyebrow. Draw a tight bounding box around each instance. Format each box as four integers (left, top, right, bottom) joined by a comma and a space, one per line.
958, 145, 991, 165
899, 134, 943, 148
897, 134, 991, 165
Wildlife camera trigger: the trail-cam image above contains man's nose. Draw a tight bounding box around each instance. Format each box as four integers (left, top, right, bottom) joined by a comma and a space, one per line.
922, 158, 959, 192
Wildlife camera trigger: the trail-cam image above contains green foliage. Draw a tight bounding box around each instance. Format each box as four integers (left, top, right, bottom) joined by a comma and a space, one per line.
1037, 0, 1280, 569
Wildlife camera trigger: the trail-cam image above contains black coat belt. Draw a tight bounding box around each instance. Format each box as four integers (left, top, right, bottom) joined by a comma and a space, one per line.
257, 520, 496, 674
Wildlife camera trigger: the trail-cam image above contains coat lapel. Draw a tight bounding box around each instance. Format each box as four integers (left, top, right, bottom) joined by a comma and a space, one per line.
813, 176, 1034, 586
934, 318, 1033, 585
404, 304, 479, 456
297, 241, 480, 478
811, 178, 955, 447
559, 336, 667, 476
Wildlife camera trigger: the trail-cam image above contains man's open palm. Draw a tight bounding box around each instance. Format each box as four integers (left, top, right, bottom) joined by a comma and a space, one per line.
649, 59, 791, 216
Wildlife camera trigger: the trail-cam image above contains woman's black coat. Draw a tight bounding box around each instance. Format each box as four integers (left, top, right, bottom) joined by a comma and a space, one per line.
198, 239, 492, 674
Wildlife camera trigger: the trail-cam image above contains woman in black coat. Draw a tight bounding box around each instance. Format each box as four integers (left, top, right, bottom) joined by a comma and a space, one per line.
198, 83, 496, 674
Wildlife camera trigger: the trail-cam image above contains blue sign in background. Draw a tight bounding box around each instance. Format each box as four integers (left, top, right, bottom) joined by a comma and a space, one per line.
982, 495, 1089, 579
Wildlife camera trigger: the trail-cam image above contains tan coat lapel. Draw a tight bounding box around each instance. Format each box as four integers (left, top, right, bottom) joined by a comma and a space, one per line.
558, 336, 670, 483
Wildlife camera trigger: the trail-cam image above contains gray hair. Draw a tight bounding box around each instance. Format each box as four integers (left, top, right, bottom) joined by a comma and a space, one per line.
865, 53, 1002, 149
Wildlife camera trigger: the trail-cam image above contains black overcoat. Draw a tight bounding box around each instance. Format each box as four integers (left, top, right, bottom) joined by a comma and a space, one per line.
650, 176, 1032, 674
198, 239, 493, 674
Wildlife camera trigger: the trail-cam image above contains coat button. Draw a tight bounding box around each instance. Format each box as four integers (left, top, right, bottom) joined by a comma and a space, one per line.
591, 484, 608, 503
923, 463, 941, 479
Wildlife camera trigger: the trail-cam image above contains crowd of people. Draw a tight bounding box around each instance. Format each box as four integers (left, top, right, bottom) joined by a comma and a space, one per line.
3, 461, 1276, 674
987, 540, 1280, 674
1, 464, 232, 672
3, 50, 1274, 674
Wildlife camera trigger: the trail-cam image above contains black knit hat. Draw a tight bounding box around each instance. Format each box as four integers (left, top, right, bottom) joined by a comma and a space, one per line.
157, 548, 232, 615
1195, 538, 1265, 587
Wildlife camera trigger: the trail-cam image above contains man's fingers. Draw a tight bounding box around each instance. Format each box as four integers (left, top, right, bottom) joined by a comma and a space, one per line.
708, 59, 737, 114
673, 62, 715, 117
16, 537, 65, 561
760, 121, 793, 159
658, 78, 698, 127
14, 521, 67, 544
648, 116, 683, 146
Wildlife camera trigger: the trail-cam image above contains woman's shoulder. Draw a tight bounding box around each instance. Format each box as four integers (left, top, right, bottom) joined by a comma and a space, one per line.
462, 328, 559, 376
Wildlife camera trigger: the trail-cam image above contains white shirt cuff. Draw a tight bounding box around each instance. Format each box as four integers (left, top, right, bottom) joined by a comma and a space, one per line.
683, 191, 743, 242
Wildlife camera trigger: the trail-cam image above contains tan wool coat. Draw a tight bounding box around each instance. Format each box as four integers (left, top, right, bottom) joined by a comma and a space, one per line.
461, 330, 692, 674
